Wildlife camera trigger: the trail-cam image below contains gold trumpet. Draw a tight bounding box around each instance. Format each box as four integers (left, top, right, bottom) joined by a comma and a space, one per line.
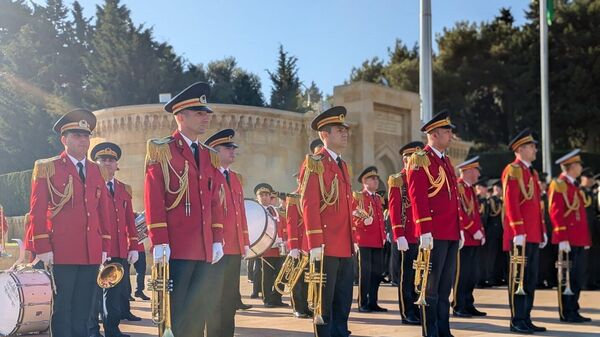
510, 243, 527, 295
556, 250, 574, 296
148, 245, 174, 337
275, 253, 309, 295
413, 247, 431, 306
306, 245, 326, 325
97, 261, 124, 289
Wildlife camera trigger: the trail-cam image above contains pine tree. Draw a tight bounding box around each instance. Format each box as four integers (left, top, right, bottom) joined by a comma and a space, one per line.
267, 45, 302, 112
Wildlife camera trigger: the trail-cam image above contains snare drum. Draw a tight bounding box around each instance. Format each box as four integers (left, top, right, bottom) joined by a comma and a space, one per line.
0, 269, 52, 336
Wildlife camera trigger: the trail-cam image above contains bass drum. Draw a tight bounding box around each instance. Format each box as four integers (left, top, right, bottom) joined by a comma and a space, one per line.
0, 268, 51, 336
244, 199, 277, 259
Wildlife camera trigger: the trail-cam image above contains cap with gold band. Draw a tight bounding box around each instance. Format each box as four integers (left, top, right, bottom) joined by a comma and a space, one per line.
399, 141, 425, 157
456, 156, 481, 172
254, 182, 274, 195
91, 142, 122, 161
555, 149, 582, 166
164, 82, 213, 114
309, 138, 324, 154
310, 106, 349, 131
53, 109, 96, 135
358, 165, 379, 184
205, 128, 238, 148
508, 128, 538, 151
420, 109, 456, 133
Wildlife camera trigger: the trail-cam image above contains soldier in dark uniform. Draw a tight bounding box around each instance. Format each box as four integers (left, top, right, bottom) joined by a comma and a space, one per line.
474, 177, 490, 288
537, 172, 557, 289
581, 168, 600, 289
484, 179, 506, 286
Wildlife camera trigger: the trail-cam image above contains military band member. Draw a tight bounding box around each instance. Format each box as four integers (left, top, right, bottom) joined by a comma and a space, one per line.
389, 141, 424, 325
549, 150, 592, 323
29, 109, 111, 337
483, 179, 506, 286
205, 129, 252, 336
453, 157, 487, 318
144, 82, 226, 337
300, 106, 355, 337
406, 110, 460, 337
354, 166, 388, 313
90, 142, 140, 337
474, 177, 490, 288
502, 128, 547, 334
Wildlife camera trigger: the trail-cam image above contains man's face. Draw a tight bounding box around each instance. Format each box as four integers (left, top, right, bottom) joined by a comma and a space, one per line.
475, 185, 487, 196
257, 191, 271, 206
176, 109, 211, 135
429, 128, 453, 150
61, 131, 90, 159
462, 167, 480, 185
567, 162, 583, 178
321, 125, 349, 151
97, 157, 118, 176
363, 176, 379, 191
493, 185, 502, 196
581, 176, 594, 188
216, 145, 236, 167
517, 143, 537, 162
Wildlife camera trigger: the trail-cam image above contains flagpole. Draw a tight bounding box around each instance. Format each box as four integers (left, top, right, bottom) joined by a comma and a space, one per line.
420, 0, 433, 123
540, 0, 552, 178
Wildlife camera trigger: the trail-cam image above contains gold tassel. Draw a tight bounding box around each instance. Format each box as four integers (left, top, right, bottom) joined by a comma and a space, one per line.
387, 173, 403, 188
32, 156, 59, 180
145, 138, 173, 168
210, 150, 220, 168
408, 150, 430, 170
305, 154, 324, 175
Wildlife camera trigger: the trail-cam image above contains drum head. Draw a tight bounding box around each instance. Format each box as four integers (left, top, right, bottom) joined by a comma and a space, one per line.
0, 272, 21, 336
244, 199, 277, 259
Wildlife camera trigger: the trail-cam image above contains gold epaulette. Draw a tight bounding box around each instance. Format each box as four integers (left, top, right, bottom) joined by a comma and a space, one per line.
123, 183, 133, 197
32, 156, 60, 180
145, 137, 174, 168
506, 163, 523, 180
202, 143, 221, 168
352, 191, 362, 201
231, 170, 243, 186
408, 150, 430, 170
305, 154, 324, 175
99, 165, 110, 182
387, 173, 403, 188
286, 193, 300, 205
549, 178, 567, 196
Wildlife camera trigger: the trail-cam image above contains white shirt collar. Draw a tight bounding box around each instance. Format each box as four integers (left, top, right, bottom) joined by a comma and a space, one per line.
325, 147, 340, 162
464, 180, 472, 187
106, 178, 115, 188
179, 132, 198, 149
67, 153, 86, 168
564, 174, 576, 184
430, 145, 444, 159
219, 166, 229, 175
519, 159, 532, 168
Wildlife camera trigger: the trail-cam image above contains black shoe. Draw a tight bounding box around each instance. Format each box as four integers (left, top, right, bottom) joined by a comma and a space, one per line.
115, 334, 131, 337
468, 307, 487, 317
510, 321, 534, 334
250, 293, 260, 299
135, 291, 150, 300
264, 302, 276, 308
272, 301, 289, 307
128, 295, 135, 301
576, 313, 592, 322
358, 306, 372, 313
122, 313, 142, 321
452, 310, 472, 318
525, 321, 547, 332
237, 303, 253, 310
293, 311, 310, 318
369, 305, 388, 312
402, 315, 421, 325
89, 333, 104, 337
562, 315, 587, 323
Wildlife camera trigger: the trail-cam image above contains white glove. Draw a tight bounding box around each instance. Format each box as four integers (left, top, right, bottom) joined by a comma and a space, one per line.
539, 233, 548, 249
473, 230, 484, 241
101, 252, 109, 264
513, 234, 525, 246
153, 244, 171, 263
419, 232, 433, 249
396, 236, 409, 251
310, 247, 323, 262
364, 216, 374, 226
37, 251, 54, 265
243, 245, 250, 257
212, 242, 224, 264
353, 243, 360, 254
559, 241, 571, 253
288, 248, 300, 259
585, 246, 591, 250
481, 237, 486, 246
459, 230, 465, 250
127, 250, 139, 264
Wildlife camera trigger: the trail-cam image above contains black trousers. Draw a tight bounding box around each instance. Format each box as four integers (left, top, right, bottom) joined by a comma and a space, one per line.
390, 242, 401, 284
452, 246, 478, 312
262, 256, 283, 304
558, 246, 588, 320
508, 243, 540, 325
251, 258, 262, 295
207, 254, 241, 337
292, 263, 310, 315
482, 222, 504, 284
538, 239, 558, 287
382, 241, 391, 278
88, 284, 103, 335
103, 257, 128, 337
421, 240, 458, 337
52, 264, 98, 337
121, 261, 131, 315
399, 243, 419, 320
133, 251, 146, 293
314, 256, 353, 337
170, 259, 213, 337
358, 247, 383, 308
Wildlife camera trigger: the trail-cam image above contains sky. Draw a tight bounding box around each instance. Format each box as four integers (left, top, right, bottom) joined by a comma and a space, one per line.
56, 0, 532, 99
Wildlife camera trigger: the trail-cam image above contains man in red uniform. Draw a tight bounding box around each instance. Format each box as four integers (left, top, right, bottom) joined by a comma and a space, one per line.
301, 106, 355, 337
502, 128, 547, 333
29, 109, 111, 337
354, 166, 387, 313
144, 82, 225, 337
549, 149, 592, 323
452, 157, 487, 318
204, 128, 252, 336
407, 110, 461, 337
389, 141, 424, 325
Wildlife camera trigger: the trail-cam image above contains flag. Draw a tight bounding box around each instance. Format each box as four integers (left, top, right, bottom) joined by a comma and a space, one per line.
547, 0, 555, 25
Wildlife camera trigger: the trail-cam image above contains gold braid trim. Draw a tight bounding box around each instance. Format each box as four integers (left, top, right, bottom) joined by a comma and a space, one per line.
219, 183, 227, 214
33, 157, 73, 218
408, 151, 449, 198
507, 164, 534, 203
299, 154, 339, 213
145, 137, 173, 169
407, 150, 430, 170
146, 138, 190, 211
550, 179, 580, 220
32, 156, 60, 180
581, 190, 592, 208
353, 191, 373, 219
458, 184, 474, 216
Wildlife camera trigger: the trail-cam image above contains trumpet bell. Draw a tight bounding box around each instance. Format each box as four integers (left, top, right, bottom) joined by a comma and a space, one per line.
97, 262, 125, 289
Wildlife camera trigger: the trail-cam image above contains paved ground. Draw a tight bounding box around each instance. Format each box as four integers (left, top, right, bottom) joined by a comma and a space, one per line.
29, 276, 600, 337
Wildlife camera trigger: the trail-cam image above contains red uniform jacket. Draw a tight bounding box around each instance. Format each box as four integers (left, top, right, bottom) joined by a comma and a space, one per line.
219, 169, 250, 255
457, 178, 485, 247
144, 131, 225, 262
106, 179, 138, 258
353, 190, 385, 248
24, 215, 34, 252
301, 148, 355, 257
407, 146, 460, 241
287, 193, 309, 252
263, 205, 287, 258
29, 152, 111, 264
501, 159, 545, 251
388, 170, 419, 244
549, 174, 591, 247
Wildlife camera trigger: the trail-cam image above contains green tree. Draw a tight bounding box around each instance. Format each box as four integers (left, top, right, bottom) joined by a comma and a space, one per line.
268, 45, 303, 112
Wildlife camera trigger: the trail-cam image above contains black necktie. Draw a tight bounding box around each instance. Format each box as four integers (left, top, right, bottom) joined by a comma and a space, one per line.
267, 206, 276, 217
191, 143, 200, 167
224, 170, 231, 187
107, 181, 114, 197
76, 162, 85, 183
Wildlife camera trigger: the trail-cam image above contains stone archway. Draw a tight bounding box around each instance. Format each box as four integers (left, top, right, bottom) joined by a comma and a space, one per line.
375, 145, 399, 192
